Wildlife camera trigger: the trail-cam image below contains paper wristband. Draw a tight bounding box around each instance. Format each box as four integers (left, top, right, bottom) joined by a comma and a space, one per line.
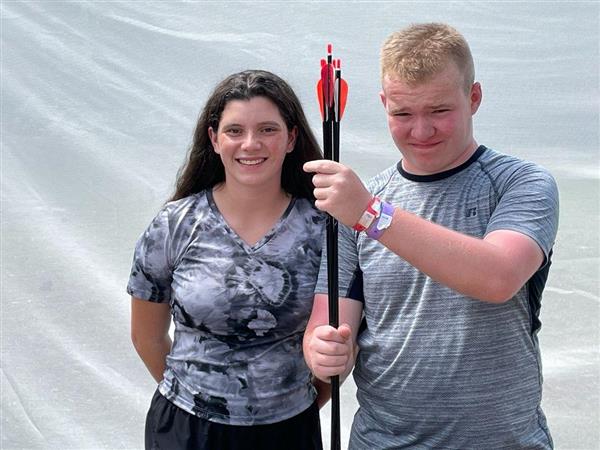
366, 201, 394, 240
353, 197, 381, 232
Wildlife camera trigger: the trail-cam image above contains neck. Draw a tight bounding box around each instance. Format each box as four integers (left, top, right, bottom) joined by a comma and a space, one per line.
458, 139, 479, 166
212, 180, 292, 246
213, 181, 290, 217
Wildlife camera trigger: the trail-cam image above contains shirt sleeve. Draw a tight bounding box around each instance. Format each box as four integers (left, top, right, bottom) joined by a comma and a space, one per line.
485, 163, 559, 266
126, 207, 173, 303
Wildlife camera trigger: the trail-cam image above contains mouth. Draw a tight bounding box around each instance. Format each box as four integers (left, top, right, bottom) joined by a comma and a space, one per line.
237, 158, 266, 166
410, 142, 442, 150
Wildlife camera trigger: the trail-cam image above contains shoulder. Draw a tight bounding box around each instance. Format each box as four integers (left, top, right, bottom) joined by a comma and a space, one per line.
476, 147, 556, 181
163, 191, 208, 216
142, 192, 210, 240
156, 191, 210, 225
473, 147, 558, 196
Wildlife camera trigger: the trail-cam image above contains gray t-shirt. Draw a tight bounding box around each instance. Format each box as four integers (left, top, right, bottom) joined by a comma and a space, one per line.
128, 190, 325, 425
316, 146, 559, 449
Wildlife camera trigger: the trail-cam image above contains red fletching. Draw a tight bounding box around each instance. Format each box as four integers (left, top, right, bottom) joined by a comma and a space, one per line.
316, 79, 324, 119
321, 62, 334, 108
317, 45, 348, 121
338, 78, 348, 120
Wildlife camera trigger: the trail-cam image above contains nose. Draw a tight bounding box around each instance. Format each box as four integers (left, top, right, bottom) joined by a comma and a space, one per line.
411, 117, 435, 141
241, 131, 261, 151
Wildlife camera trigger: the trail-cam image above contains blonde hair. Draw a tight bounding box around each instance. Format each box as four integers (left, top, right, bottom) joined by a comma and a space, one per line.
381, 23, 474, 92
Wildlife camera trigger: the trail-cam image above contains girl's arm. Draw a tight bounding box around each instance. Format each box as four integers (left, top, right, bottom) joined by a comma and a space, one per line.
131, 297, 172, 382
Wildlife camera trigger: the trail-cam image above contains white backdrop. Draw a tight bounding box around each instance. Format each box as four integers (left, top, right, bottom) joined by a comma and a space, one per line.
2, 2, 599, 449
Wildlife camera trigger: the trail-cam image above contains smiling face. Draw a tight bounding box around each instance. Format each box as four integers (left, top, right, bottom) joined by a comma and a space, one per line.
380, 62, 482, 175
208, 96, 297, 193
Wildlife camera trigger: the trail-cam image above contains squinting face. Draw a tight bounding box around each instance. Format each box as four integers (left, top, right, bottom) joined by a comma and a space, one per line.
380, 62, 482, 175
209, 96, 296, 192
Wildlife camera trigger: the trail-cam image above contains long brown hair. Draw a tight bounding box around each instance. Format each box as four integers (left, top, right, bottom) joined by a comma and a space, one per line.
171, 70, 322, 202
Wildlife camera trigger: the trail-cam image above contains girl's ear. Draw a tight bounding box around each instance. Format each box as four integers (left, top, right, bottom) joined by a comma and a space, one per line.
208, 127, 220, 154
286, 126, 298, 153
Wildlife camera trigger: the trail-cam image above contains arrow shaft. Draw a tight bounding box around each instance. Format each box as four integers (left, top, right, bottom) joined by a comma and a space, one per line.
317, 44, 345, 450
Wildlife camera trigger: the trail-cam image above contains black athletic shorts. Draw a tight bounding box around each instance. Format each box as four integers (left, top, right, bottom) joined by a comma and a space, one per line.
145, 389, 323, 450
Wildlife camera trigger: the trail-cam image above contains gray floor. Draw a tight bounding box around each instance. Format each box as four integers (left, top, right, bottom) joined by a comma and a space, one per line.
2, 2, 598, 449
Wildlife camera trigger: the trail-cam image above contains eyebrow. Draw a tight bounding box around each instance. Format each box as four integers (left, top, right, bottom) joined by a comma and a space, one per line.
221, 121, 282, 127
389, 102, 452, 113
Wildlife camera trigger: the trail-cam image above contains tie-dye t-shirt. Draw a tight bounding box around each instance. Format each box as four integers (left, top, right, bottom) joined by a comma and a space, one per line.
127, 190, 325, 425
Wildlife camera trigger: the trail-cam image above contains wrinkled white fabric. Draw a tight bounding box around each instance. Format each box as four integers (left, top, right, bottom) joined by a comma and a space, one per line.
1, 2, 598, 449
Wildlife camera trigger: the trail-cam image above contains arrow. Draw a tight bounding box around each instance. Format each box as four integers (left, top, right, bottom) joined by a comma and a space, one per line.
334, 59, 348, 121
316, 43, 347, 450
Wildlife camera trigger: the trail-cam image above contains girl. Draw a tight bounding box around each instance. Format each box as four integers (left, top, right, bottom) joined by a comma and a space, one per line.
128, 70, 326, 450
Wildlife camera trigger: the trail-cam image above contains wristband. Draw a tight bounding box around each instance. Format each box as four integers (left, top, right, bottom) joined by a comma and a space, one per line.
353, 197, 381, 232
366, 201, 394, 240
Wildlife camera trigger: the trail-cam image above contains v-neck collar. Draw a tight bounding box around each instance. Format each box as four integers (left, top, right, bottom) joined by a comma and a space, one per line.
206, 189, 296, 252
